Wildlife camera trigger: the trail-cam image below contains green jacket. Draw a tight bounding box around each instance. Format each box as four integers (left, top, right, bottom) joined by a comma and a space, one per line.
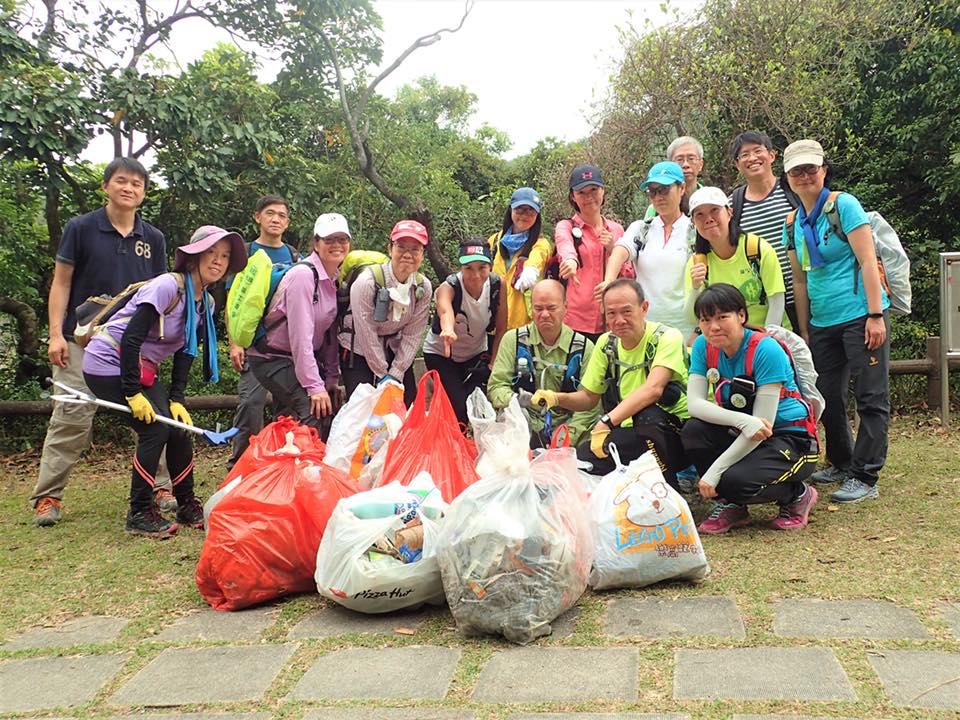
487, 323, 600, 447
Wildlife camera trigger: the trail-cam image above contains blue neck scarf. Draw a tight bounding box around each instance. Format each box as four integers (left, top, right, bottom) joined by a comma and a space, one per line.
797, 187, 831, 269
182, 272, 219, 383
499, 228, 529, 258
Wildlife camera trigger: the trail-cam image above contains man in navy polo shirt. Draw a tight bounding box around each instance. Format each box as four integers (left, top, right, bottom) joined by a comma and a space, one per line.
225, 194, 301, 469
31, 157, 170, 527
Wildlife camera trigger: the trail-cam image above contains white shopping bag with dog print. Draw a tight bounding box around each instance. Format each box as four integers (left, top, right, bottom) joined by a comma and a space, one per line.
589, 445, 709, 589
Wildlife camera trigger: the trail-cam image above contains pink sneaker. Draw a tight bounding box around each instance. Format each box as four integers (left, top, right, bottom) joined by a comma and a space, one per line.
770, 485, 818, 530
698, 502, 752, 534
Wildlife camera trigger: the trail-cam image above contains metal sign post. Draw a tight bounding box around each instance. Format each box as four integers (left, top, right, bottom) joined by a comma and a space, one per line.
940, 252, 960, 427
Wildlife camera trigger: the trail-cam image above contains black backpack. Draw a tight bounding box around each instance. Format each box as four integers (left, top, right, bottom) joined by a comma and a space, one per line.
430, 273, 501, 335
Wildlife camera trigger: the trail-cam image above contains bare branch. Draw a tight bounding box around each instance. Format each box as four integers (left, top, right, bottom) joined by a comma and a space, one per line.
356, 0, 473, 118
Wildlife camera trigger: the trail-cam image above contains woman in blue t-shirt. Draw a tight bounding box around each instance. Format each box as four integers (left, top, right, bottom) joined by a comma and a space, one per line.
681, 284, 819, 534
783, 139, 889, 504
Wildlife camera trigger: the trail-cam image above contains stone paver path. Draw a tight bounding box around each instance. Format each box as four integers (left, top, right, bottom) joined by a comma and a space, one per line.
154, 607, 277, 642
773, 599, 930, 639
473, 647, 639, 702
0, 653, 128, 712
674, 647, 856, 701
110, 644, 296, 706
605, 596, 745, 639
3, 595, 959, 715
868, 648, 960, 710
2, 615, 128, 650
290, 646, 460, 701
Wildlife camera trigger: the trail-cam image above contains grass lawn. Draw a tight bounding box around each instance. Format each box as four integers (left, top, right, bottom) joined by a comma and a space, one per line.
0, 413, 958, 719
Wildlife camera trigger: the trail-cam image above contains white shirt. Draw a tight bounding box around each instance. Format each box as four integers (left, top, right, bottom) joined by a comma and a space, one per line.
422, 273, 492, 362
619, 214, 695, 337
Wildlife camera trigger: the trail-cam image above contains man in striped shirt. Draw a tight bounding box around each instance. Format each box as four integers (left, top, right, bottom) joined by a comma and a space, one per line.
728, 131, 800, 327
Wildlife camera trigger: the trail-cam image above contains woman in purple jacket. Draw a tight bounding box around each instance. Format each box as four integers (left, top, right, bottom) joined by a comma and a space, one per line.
82, 226, 246, 538
248, 213, 347, 439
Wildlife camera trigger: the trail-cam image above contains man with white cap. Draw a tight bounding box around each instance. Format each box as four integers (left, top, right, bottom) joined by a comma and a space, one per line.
247, 213, 349, 436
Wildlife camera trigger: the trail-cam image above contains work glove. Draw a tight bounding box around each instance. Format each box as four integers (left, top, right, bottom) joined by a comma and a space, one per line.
514, 264, 540, 291
126, 392, 157, 424
590, 424, 611, 459
517, 389, 534, 409
530, 389, 559, 410
169, 401, 193, 426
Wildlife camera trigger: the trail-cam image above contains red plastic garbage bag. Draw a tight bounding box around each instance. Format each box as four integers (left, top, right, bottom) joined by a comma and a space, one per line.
196, 440, 360, 611
222, 416, 325, 489
381, 370, 479, 503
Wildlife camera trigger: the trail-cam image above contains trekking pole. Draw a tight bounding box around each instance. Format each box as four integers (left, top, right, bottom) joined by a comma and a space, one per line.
46, 379, 239, 446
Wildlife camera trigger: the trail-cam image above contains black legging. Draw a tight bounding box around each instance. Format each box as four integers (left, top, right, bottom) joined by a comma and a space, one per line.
84, 373, 194, 512
340, 347, 417, 407
423, 351, 490, 431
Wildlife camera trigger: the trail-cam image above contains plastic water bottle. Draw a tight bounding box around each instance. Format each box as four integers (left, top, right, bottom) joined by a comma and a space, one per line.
517, 357, 531, 382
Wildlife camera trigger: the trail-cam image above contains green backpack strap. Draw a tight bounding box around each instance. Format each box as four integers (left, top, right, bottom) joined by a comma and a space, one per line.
743, 232, 766, 305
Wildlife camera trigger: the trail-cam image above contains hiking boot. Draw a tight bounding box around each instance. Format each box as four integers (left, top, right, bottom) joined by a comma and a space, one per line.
810, 465, 849, 485
830, 477, 879, 503
675, 464, 699, 494
698, 502, 752, 534
125, 507, 179, 539
175, 496, 204, 529
34, 497, 61, 527
771, 484, 818, 530
154, 487, 178, 513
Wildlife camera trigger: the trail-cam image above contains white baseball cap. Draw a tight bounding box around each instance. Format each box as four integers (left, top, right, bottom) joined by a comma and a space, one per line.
313, 212, 351, 238
688, 186, 731, 214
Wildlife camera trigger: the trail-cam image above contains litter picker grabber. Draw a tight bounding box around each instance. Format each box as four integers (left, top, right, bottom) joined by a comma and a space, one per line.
46, 378, 239, 446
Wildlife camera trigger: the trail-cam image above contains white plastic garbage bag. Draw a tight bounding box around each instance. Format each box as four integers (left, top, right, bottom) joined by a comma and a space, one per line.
315, 473, 447, 613
589, 446, 709, 590
323, 381, 405, 479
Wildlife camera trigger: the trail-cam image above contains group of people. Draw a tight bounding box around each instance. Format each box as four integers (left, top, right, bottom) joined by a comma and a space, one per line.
33, 129, 891, 540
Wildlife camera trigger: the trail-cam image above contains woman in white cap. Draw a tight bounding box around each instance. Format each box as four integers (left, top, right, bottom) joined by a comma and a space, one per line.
339, 219, 433, 406
82, 226, 246, 538
422, 239, 506, 429
248, 213, 348, 438
488, 187, 552, 330
783, 138, 890, 505
605, 161, 696, 339
683, 185, 786, 330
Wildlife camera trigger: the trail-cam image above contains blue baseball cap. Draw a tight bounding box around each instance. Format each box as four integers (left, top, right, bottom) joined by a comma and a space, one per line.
640, 161, 685, 189
510, 186, 542, 213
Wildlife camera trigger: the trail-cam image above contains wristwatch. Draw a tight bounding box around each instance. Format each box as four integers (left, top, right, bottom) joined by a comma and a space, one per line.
867, 312, 884, 319
599, 413, 615, 427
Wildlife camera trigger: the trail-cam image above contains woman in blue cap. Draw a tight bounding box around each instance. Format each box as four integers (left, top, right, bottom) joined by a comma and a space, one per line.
422, 239, 507, 429
82, 226, 246, 538
604, 161, 697, 339
488, 187, 552, 330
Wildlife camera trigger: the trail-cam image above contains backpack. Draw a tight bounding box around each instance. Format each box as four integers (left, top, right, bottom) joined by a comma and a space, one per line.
729, 181, 800, 230
786, 191, 911, 315
628, 216, 698, 256
600, 323, 687, 414
693, 232, 767, 304
705, 325, 824, 439
513, 326, 587, 394
227, 249, 319, 348
430, 272, 501, 335
336, 250, 426, 328
74, 272, 185, 348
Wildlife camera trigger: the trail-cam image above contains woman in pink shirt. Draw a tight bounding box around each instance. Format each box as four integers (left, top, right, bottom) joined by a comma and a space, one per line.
554, 164, 631, 341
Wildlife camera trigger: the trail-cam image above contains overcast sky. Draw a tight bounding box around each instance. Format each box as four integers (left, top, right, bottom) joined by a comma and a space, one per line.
78, 0, 703, 163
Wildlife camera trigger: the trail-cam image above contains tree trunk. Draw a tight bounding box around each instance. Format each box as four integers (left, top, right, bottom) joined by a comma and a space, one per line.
0, 296, 46, 384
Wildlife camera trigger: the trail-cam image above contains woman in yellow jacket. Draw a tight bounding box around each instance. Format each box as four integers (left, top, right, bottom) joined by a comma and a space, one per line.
487, 187, 553, 329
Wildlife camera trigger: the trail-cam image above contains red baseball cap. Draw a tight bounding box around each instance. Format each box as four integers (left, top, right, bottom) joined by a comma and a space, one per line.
390, 219, 429, 246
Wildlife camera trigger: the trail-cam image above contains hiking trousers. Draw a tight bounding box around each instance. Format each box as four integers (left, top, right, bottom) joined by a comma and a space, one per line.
248, 355, 334, 441
809, 313, 890, 485
423, 351, 490, 430
227, 360, 272, 469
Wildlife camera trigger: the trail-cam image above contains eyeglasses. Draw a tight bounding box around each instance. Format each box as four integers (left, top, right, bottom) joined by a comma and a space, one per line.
646, 185, 676, 197
672, 154, 701, 165
392, 243, 423, 257
736, 147, 770, 162
786, 164, 822, 178
318, 235, 349, 245
512, 206, 537, 216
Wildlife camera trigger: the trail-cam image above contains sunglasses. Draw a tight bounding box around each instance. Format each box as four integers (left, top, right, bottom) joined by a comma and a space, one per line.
787, 164, 822, 178
646, 185, 676, 197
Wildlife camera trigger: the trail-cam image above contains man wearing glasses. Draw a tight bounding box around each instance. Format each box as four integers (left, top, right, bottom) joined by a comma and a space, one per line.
226, 195, 300, 466
32, 157, 170, 527
644, 136, 705, 219
727, 131, 801, 328
248, 213, 348, 437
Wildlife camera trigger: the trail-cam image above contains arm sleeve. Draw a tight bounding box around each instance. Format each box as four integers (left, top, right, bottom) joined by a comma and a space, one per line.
168, 350, 194, 402
321, 323, 340, 389
487, 329, 518, 409
120, 304, 160, 397
764, 292, 785, 326
388, 277, 432, 379
700, 384, 781, 488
